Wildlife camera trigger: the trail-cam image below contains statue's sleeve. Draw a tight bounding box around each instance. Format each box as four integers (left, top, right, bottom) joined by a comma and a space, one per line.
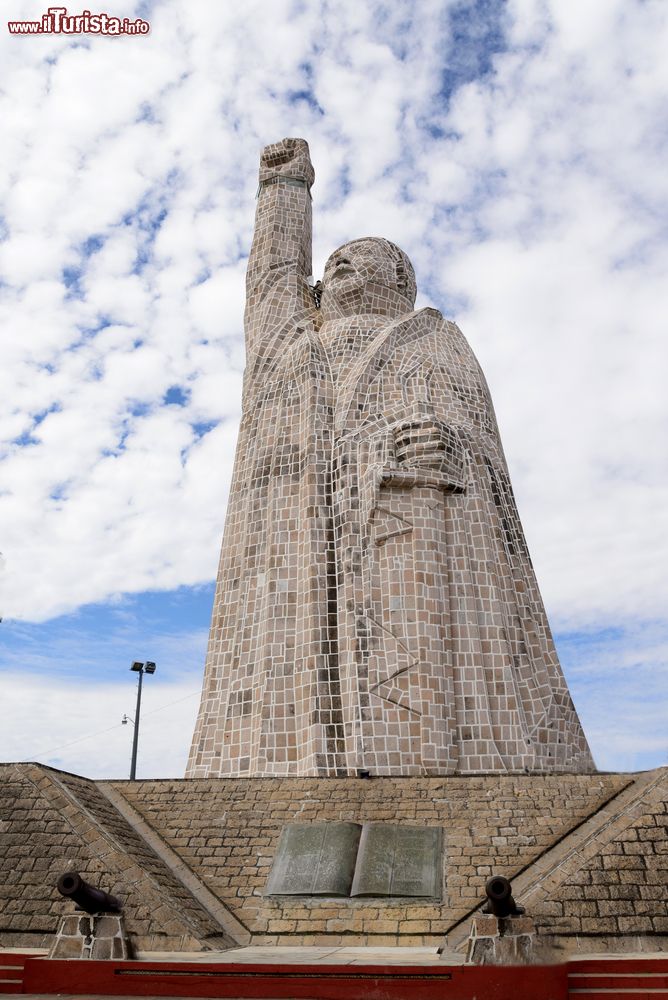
245, 138, 315, 365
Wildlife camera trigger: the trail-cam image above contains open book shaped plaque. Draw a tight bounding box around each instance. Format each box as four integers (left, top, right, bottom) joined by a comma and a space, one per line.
266, 822, 441, 898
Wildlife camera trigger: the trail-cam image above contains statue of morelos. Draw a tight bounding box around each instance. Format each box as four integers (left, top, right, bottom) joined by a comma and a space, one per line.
187, 138, 594, 777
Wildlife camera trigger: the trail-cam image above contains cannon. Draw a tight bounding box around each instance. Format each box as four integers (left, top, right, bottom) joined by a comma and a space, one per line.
482, 875, 525, 918
56, 871, 122, 914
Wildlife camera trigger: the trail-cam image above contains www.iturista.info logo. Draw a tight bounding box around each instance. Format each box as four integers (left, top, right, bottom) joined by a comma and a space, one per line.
8, 6, 150, 34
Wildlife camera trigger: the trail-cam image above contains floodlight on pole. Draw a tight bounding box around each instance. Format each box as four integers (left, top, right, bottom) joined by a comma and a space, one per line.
128, 661, 156, 780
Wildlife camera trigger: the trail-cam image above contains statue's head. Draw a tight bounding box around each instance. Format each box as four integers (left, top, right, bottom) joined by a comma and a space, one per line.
319, 238, 416, 319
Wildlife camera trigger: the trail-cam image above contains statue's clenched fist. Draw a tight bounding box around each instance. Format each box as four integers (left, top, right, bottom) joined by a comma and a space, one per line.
259, 137, 315, 187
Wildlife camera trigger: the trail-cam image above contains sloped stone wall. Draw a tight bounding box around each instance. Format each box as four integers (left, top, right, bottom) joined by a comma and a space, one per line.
530, 772, 668, 954
0, 763, 233, 952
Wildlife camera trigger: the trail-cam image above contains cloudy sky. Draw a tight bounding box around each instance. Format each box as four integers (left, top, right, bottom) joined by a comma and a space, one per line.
1, 0, 666, 779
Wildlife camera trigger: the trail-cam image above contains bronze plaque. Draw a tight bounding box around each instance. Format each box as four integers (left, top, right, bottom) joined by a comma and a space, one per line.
351, 823, 441, 897
266, 823, 361, 896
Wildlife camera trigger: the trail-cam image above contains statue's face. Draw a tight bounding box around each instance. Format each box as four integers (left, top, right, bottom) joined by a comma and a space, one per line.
322, 240, 401, 302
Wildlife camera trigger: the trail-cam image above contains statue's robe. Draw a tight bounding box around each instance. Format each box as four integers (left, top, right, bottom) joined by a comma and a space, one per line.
331, 308, 593, 774
187, 300, 594, 776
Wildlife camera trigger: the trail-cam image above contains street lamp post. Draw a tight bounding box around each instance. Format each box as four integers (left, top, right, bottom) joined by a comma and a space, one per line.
128, 660, 156, 780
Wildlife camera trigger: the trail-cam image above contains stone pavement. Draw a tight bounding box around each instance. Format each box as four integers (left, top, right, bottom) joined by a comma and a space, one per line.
136, 945, 458, 964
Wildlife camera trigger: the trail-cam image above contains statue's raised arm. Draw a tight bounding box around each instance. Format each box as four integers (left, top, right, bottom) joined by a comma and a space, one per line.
245, 138, 316, 372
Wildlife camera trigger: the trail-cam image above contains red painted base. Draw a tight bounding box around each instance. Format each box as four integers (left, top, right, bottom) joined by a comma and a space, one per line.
17, 956, 565, 1000
1, 953, 666, 999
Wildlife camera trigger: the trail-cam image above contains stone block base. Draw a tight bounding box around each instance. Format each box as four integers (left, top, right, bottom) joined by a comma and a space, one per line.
3, 762, 666, 955
466, 914, 537, 965
49, 913, 131, 960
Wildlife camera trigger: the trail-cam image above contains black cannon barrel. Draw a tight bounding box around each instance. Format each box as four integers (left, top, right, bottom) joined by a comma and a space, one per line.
483, 875, 525, 918
57, 871, 121, 914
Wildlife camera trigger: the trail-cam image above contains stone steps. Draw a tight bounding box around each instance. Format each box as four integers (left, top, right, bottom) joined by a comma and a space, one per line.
568, 958, 668, 999
0, 952, 30, 994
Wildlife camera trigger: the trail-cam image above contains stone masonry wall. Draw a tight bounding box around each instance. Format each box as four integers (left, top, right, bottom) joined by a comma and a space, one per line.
2, 763, 665, 954
115, 772, 630, 946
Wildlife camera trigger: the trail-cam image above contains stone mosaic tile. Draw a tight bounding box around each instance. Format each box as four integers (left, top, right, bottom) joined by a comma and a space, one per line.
187, 138, 593, 777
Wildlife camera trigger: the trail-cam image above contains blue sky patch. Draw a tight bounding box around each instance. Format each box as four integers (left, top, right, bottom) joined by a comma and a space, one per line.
192, 420, 218, 439
0, 586, 215, 686
164, 385, 189, 406
440, 0, 508, 102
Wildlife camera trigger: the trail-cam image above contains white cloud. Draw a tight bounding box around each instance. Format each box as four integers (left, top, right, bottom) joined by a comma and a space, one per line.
0, 671, 201, 779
